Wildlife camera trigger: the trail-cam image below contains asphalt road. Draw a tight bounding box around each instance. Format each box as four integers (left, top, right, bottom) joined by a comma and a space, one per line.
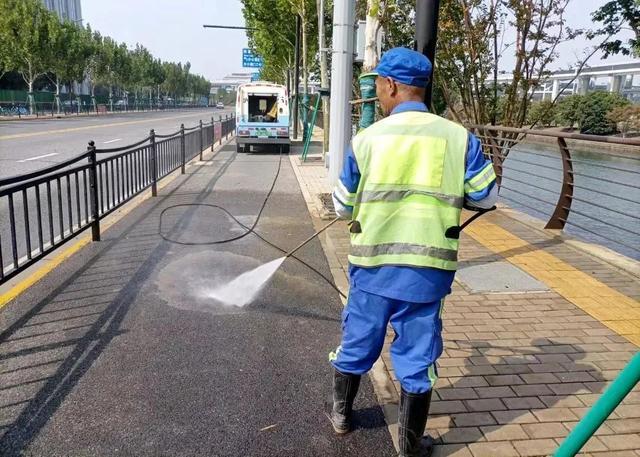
0, 142, 395, 456
0, 108, 234, 178
0, 108, 234, 278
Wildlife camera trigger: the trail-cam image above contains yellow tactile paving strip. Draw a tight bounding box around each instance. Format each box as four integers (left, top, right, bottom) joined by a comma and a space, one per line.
466, 219, 640, 347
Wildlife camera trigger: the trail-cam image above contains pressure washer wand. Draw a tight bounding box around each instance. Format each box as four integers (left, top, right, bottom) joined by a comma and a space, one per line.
285, 217, 340, 258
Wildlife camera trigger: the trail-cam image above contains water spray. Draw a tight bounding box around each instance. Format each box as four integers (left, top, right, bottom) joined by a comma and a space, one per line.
159, 145, 495, 308
205, 217, 341, 307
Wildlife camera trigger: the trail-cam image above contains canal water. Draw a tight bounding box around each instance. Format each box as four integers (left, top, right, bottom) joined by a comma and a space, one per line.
498, 141, 640, 260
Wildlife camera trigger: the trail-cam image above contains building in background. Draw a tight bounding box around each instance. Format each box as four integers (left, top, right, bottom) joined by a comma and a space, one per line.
42, 0, 82, 24
496, 61, 640, 103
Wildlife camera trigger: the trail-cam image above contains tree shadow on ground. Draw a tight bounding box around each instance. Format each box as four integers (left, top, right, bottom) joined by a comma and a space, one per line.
0, 147, 237, 456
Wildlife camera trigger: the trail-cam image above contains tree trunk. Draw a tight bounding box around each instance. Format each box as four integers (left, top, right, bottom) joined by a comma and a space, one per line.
27, 79, 34, 115
363, 0, 380, 72
55, 76, 62, 114
91, 81, 97, 113
360, 0, 381, 130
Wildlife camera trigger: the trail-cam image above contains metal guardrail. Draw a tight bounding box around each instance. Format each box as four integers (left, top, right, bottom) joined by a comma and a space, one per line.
0, 114, 236, 284
467, 125, 640, 257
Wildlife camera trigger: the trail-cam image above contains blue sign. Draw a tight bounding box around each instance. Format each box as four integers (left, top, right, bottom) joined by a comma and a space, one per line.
242, 48, 263, 68
250, 72, 260, 81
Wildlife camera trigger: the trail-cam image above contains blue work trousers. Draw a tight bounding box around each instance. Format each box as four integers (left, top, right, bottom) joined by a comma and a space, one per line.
330, 285, 444, 394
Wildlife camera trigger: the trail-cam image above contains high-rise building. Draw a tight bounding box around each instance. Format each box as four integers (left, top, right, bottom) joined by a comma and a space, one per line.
42, 0, 82, 24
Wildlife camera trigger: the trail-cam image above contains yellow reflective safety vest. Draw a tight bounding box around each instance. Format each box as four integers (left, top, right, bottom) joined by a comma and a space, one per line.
348, 111, 468, 271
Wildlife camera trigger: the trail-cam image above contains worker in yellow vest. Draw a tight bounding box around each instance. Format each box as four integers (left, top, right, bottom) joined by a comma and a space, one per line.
328, 47, 497, 457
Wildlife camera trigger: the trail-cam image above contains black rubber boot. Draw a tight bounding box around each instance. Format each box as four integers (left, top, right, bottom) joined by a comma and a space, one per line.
398, 388, 434, 457
329, 369, 361, 434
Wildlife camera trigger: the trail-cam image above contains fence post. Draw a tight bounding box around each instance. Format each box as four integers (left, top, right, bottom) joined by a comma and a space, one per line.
150, 129, 158, 197
545, 137, 574, 230
199, 120, 204, 160
87, 141, 101, 241
180, 123, 186, 174
219, 116, 223, 145
211, 116, 215, 151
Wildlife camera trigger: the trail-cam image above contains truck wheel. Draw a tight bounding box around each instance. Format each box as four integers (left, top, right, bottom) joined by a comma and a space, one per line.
236, 143, 245, 153
281, 144, 290, 154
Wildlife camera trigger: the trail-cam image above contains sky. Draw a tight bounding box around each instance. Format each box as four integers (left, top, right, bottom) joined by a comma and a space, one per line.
82, 0, 636, 82
82, 0, 248, 80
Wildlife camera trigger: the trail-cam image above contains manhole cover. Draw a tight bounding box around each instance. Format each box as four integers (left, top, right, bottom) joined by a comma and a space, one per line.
456, 261, 549, 293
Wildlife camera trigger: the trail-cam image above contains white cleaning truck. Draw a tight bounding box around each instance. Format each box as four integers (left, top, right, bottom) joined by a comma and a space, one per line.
235, 82, 290, 153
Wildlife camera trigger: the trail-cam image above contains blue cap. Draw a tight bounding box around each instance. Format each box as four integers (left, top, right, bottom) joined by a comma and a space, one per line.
370, 47, 432, 87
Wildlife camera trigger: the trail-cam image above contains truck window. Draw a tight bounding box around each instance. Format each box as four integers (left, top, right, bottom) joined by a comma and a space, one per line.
248, 94, 278, 123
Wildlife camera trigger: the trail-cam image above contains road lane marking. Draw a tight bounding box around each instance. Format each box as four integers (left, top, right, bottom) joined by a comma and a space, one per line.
17, 152, 59, 163
103, 138, 121, 144
0, 111, 223, 141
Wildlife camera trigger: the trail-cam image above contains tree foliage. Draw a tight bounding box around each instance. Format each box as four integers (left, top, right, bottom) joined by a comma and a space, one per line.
0, 0, 56, 111
526, 100, 556, 127
0, 0, 209, 106
241, 0, 318, 88
577, 92, 630, 135
589, 0, 640, 57
607, 105, 640, 137
554, 94, 583, 129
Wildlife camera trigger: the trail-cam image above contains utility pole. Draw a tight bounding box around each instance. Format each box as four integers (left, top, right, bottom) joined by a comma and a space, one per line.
414, 0, 441, 109
328, 0, 356, 187
292, 15, 302, 140
317, 0, 330, 158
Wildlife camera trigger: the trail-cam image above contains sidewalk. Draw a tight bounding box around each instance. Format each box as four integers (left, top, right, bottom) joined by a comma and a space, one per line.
290, 138, 640, 457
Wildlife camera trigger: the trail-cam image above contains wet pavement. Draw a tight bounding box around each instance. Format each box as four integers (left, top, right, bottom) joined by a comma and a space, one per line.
0, 142, 395, 456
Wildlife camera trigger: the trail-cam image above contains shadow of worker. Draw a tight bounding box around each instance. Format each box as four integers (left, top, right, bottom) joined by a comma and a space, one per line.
434, 337, 602, 449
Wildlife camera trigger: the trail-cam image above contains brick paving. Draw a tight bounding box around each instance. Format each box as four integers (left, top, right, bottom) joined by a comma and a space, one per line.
291, 139, 640, 456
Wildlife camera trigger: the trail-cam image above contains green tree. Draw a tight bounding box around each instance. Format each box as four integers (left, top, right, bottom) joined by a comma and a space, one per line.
95, 36, 118, 109
130, 44, 154, 108
149, 58, 166, 105
0, 0, 57, 113
526, 100, 556, 127
242, 0, 317, 86
577, 92, 630, 135
48, 20, 94, 113
84, 26, 103, 110
590, 0, 640, 57
554, 94, 584, 129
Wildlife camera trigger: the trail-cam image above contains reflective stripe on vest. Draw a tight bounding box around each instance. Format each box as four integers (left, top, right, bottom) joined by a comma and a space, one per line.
356, 188, 464, 208
348, 111, 468, 270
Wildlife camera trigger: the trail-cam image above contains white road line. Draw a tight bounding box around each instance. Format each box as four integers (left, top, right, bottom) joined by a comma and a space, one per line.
103, 138, 122, 144
17, 152, 59, 163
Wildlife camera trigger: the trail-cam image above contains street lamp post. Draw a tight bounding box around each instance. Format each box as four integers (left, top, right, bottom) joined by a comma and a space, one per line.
414, 0, 441, 109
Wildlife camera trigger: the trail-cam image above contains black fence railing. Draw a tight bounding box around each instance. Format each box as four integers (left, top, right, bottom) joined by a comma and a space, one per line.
0, 115, 236, 284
